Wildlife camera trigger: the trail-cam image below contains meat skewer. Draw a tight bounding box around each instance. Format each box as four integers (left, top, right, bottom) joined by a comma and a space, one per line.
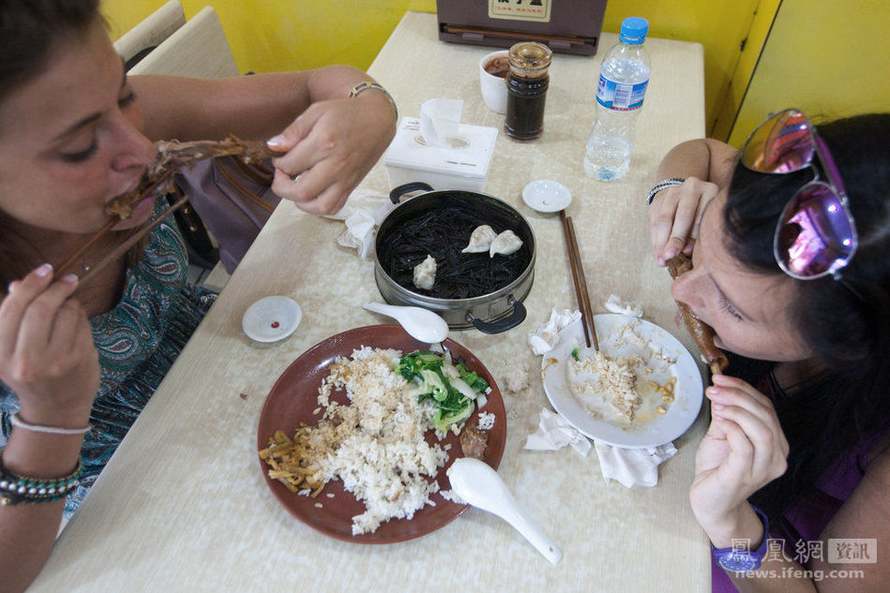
665, 254, 729, 376
58, 136, 276, 282
104, 136, 275, 220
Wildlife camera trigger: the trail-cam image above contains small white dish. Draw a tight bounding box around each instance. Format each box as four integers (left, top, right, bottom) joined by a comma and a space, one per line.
522, 179, 572, 213
242, 296, 302, 343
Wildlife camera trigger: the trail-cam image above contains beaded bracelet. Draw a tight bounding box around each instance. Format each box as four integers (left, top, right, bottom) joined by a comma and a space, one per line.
646, 177, 686, 205
0, 458, 81, 506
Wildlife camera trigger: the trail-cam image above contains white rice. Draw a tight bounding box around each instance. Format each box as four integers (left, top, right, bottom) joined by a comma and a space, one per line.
316, 347, 448, 535
478, 411, 496, 431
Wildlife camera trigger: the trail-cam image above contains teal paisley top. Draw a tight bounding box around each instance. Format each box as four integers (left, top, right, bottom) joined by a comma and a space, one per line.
0, 202, 216, 518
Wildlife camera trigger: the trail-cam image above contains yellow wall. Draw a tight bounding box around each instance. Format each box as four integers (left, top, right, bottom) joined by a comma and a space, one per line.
104, 1, 437, 73
103, 1, 760, 134
727, 0, 890, 146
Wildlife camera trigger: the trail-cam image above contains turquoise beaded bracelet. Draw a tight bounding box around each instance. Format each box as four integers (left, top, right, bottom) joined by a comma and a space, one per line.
0, 459, 81, 506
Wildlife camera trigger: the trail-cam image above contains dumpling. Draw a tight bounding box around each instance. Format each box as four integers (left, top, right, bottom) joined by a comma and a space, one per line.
489, 230, 523, 257
413, 254, 437, 290
461, 225, 497, 253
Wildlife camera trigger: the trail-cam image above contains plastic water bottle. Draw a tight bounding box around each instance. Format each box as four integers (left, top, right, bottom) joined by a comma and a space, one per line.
583, 17, 651, 181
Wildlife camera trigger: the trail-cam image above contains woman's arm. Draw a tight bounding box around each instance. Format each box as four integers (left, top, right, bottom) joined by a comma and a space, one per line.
723, 446, 890, 593
131, 66, 397, 214
0, 267, 99, 593
1, 430, 86, 593
649, 138, 738, 264
131, 66, 382, 142
654, 137, 738, 188
696, 376, 889, 592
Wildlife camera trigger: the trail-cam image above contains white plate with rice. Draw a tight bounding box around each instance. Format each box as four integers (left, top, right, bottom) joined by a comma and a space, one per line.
542, 314, 703, 448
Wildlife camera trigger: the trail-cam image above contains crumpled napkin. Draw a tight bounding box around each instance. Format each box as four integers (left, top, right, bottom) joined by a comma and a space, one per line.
527, 308, 582, 355
528, 303, 677, 488
593, 441, 678, 488
525, 408, 591, 457
604, 294, 643, 318
327, 189, 395, 259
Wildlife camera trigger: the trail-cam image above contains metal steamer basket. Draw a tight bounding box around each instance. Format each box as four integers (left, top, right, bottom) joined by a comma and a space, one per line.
374, 183, 535, 334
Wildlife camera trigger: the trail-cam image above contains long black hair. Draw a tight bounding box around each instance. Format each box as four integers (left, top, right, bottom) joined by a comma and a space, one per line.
723, 113, 890, 528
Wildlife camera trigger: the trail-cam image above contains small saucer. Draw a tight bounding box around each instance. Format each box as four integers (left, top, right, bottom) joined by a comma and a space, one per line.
522, 179, 572, 213
242, 296, 302, 343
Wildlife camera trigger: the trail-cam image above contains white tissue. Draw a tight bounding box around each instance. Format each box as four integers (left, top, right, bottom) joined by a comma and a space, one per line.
420, 98, 463, 147
527, 308, 582, 355
332, 190, 395, 260
525, 409, 591, 457
593, 441, 678, 488
529, 302, 676, 488
604, 294, 643, 318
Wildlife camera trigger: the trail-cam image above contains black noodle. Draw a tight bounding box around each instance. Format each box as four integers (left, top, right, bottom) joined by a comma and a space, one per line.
378, 206, 530, 299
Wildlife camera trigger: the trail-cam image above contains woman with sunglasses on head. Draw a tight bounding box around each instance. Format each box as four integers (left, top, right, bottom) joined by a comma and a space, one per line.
649, 110, 890, 592
0, 2, 396, 590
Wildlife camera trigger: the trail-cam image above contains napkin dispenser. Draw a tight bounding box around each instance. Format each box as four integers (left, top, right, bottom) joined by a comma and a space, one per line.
383, 116, 498, 193
437, 0, 607, 56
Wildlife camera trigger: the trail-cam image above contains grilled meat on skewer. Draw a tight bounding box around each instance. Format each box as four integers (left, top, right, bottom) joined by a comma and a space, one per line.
666, 254, 730, 376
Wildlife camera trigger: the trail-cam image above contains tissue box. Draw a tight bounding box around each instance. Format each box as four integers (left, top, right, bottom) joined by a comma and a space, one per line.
384, 117, 498, 193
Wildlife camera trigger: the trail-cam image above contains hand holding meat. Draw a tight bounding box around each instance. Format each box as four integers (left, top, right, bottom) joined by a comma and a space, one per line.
666, 254, 729, 375
267, 95, 396, 215
648, 177, 720, 265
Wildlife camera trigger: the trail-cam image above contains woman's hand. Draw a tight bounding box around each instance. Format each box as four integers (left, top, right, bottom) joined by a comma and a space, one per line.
648, 176, 720, 265
690, 374, 789, 544
266, 92, 396, 215
0, 265, 99, 426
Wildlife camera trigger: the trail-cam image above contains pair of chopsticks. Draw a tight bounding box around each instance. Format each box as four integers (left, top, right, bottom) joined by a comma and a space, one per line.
559, 210, 599, 351
57, 193, 190, 287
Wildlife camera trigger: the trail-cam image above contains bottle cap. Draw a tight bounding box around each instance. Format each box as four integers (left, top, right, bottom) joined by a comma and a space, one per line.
619, 17, 649, 45
508, 42, 552, 79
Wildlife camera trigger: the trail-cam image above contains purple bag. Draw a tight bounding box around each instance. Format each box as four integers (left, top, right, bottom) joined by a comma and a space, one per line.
175, 156, 282, 273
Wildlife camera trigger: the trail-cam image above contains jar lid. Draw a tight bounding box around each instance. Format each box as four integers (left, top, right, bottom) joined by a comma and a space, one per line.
508, 42, 552, 76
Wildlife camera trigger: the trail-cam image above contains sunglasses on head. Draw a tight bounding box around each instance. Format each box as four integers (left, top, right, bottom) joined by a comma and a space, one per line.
740, 108, 858, 280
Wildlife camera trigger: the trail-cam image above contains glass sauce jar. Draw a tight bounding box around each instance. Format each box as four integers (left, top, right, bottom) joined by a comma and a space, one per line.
505, 42, 553, 140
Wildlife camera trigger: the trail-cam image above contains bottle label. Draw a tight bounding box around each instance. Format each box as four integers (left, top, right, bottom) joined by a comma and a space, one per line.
596, 75, 649, 111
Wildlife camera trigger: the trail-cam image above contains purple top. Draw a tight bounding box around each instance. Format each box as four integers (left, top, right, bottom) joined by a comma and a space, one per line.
711, 428, 884, 592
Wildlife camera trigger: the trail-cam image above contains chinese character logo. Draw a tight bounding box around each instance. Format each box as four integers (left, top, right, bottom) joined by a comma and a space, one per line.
828, 539, 878, 564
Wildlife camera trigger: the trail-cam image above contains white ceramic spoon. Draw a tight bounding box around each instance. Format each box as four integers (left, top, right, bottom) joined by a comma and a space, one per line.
363, 302, 449, 344
447, 457, 562, 565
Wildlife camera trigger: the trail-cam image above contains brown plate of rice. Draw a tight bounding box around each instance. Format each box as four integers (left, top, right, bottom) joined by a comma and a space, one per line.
257, 324, 507, 544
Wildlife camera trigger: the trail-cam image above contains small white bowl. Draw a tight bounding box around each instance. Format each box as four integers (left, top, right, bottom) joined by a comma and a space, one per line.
522, 179, 572, 213
242, 296, 302, 343
479, 50, 509, 114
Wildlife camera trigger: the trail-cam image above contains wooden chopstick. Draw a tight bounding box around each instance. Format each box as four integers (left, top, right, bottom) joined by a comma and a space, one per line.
75, 193, 190, 288
56, 218, 119, 277
559, 211, 591, 347
566, 216, 599, 351
559, 210, 599, 350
